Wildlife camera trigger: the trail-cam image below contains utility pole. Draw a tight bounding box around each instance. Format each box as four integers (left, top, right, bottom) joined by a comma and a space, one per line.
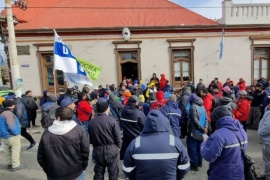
5, 0, 22, 97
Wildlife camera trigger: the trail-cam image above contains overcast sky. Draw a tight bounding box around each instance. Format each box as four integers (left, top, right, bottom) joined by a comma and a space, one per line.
173, 0, 270, 18
0, 0, 269, 19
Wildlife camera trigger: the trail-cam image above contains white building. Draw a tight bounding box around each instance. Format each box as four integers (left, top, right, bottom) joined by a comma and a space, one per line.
2, 0, 270, 95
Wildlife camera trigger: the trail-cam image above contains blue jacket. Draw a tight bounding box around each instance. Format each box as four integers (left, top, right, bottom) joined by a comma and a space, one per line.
189, 97, 208, 140
40, 90, 49, 106
160, 101, 182, 138
123, 110, 189, 180
0, 109, 21, 139
163, 85, 174, 93
201, 116, 247, 180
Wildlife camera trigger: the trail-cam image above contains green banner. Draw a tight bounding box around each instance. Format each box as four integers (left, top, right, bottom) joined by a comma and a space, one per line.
77, 58, 102, 81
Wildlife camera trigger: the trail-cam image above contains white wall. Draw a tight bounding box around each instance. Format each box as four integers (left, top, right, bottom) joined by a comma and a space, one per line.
15, 31, 270, 95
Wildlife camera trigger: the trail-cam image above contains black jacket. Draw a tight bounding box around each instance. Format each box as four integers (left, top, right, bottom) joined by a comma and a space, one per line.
37, 120, 89, 180
89, 113, 122, 148
13, 98, 29, 128
21, 96, 38, 111
120, 103, 146, 143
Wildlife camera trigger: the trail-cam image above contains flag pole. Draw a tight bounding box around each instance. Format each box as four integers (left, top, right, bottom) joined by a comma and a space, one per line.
53, 29, 57, 95
53, 70, 57, 95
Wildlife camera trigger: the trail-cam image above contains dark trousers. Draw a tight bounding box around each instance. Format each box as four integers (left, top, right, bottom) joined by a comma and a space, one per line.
21, 128, 35, 144
28, 110, 37, 126
180, 118, 188, 137
93, 145, 119, 180
186, 136, 203, 167
239, 121, 247, 132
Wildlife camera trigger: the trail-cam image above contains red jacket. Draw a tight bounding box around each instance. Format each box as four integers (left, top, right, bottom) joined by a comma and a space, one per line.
234, 98, 251, 121
159, 74, 167, 91
202, 94, 214, 122
218, 81, 223, 91
237, 81, 246, 91
76, 100, 93, 122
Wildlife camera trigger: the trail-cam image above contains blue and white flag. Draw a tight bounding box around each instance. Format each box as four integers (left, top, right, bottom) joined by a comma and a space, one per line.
219, 29, 225, 60
53, 30, 92, 85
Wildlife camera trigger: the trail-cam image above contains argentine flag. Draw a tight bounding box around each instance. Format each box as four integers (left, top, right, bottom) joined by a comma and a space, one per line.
53, 30, 92, 85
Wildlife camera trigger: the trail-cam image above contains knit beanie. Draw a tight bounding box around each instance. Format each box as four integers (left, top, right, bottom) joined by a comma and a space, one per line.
210, 105, 232, 125
156, 91, 164, 101
2, 99, 15, 108
96, 101, 109, 113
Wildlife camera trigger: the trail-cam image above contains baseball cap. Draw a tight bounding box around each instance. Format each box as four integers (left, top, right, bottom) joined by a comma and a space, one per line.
60, 97, 77, 107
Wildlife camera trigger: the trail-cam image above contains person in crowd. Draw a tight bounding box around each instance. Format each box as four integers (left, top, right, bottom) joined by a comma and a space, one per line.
145, 82, 157, 103
208, 81, 219, 94
76, 92, 93, 135
258, 105, 270, 180
187, 95, 208, 171
57, 88, 65, 106
178, 88, 191, 138
150, 73, 159, 86
41, 95, 60, 129
248, 85, 256, 97
248, 83, 265, 130
123, 90, 132, 105
106, 88, 124, 121
109, 84, 119, 97
200, 88, 214, 134
61, 97, 81, 125
160, 94, 182, 138
234, 90, 251, 131
22, 90, 39, 128
120, 95, 146, 160
201, 105, 247, 180
14, 97, 36, 150
229, 80, 240, 99
131, 84, 142, 97
37, 106, 89, 180
188, 81, 196, 93
0, 100, 27, 171
223, 78, 231, 87
64, 88, 77, 101
72, 85, 80, 99
159, 74, 167, 91
82, 85, 91, 101
89, 101, 122, 180
123, 110, 190, 180
196, 79, 206, 96
40, 90, 50, 106
163, 80, 174, 93
237, 78, 246, 91
213, 86, 223, 98
214, 77, 223, 91
150, 91, 167, 110
90, 89, 99, 106
119, 85, 127, 97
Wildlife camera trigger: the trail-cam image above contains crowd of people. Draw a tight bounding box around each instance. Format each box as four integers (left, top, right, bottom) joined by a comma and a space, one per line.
0, 73, 269, 180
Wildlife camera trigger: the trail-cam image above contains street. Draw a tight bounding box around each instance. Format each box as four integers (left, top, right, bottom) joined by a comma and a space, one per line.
0, 115, 266, 180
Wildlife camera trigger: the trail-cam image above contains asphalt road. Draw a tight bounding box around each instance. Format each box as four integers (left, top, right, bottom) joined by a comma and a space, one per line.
0, 115, 266, 180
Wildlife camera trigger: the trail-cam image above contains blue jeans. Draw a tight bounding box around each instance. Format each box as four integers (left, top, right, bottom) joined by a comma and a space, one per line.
81, 121, 89, 136
48, 171, 85, 180
186, 136, 203, 166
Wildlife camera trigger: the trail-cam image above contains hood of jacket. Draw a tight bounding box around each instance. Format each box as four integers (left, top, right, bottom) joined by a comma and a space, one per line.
216, 116, 240, 131
42, 102, 57, 112
166, 101, 179, 109
182, 89, 191, 96
191, 96, 203, 106
124, 102, 138, 115
15, 97, 22, 104
160, 74, 166, 79
48, 120, 77, 135
43, 90, 49, 97
156, 91, 165, 101
142, 110, 170, 134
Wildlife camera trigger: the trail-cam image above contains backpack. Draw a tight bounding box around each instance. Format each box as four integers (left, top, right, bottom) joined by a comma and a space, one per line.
41, 104, 59, 129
